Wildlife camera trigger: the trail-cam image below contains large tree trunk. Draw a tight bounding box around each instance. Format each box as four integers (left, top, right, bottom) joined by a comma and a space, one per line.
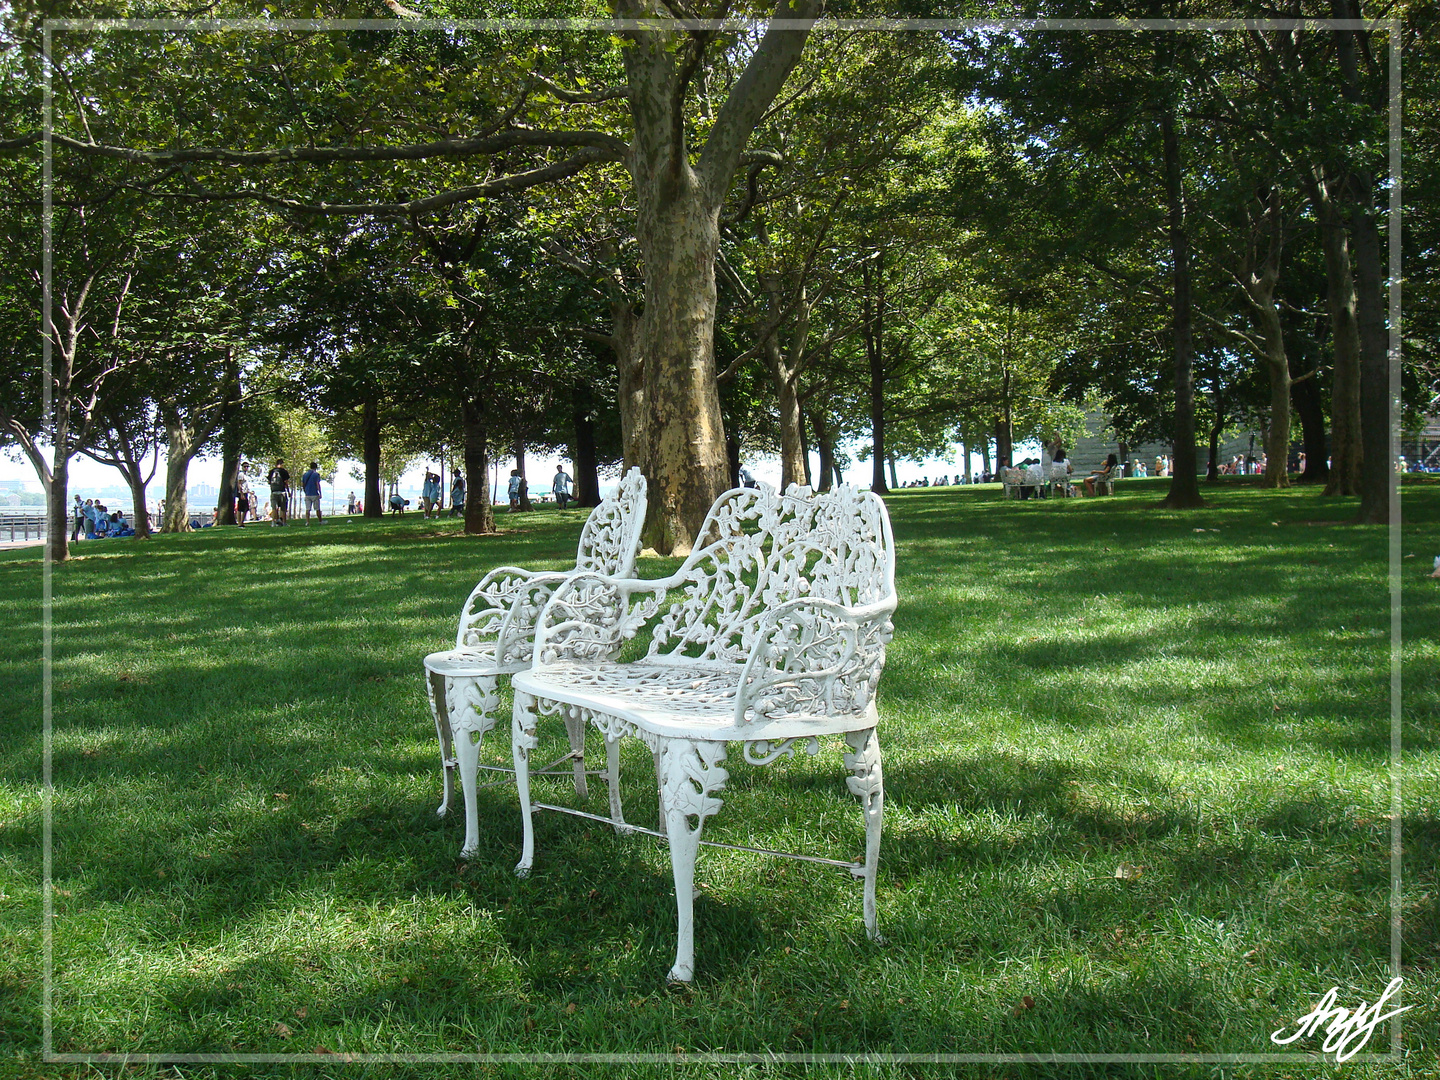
633, 183, 730, 553
362, 396, 383, 518
571, 381, 601, 508
620, 0, 816, 551
461, 400, 496, 535
1160, 107, 1203, 508
1306, 168, 1363, 497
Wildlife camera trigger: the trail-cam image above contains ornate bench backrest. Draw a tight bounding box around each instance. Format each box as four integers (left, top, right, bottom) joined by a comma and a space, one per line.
646, 484, 895, 667
454, 467, 646, 656
574, 466, 648, 576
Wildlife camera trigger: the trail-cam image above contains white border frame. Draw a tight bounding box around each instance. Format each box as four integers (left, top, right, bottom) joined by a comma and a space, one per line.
39, 14, 1405, 1068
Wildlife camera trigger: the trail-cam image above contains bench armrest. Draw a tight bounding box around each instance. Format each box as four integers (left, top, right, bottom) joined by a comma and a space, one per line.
456, 566, 575, 664
734, 596, 895, 724
532, 571, 675, 664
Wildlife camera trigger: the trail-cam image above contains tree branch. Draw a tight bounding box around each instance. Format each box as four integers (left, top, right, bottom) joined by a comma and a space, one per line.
49, 127, 629, 166
696, 0, 819, 204
165, 149, 619, 217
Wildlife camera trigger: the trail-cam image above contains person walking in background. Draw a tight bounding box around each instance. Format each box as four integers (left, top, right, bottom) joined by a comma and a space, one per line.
551, 465, 572, 510
266, 458, 290, 526
347, 491, 356, 515
421, 470, 441, 518
450, 472, 465, 517
507, 468, 523, 512
302, 462, 324, 524
71, 495, 85, 541
233, 476, 248, 526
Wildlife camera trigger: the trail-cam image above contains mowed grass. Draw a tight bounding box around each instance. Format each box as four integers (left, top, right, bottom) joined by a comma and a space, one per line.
1, 479, 1436, 1079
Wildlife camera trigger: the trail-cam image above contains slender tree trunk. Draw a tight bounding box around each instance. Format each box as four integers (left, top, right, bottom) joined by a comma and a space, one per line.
460, 400, 495, 534
514, 438, 532, 511
887, 455, 899, 490
798, 407, 812, 487
1306, 168, 1363, 497
1207, 410, 1223, 483
214, 349, 241, 524
726, 431, 741, 490
811, 410, 835, 492
993, 416, 1012, 471
1160, 106, 1203, 508
612, 302, 646, 473
571, 381, 601, 508
980, 439, 992, 478
1291, 360, 1329, 483
863, 252, 888, 495
47, 456, 69, 562
161, 415, 193, 532
962, 437, 973, 483
1350, 185, 1389, 522
123, 469, 152, 538
362, 396, 383, 518
770, 336, 808, 490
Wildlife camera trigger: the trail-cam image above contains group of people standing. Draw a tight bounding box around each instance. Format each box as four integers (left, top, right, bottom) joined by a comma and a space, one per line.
229, 459, 325, 527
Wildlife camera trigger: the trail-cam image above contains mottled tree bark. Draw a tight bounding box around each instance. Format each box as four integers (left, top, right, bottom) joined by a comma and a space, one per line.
619, 0, 818, 551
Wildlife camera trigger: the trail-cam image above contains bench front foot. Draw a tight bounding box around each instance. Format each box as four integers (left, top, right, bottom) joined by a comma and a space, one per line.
844, 728, 884, 942
451, 675, 500, 859
512, 693, 539, 877
658, 738, 728, 983
426, 671, 456, 818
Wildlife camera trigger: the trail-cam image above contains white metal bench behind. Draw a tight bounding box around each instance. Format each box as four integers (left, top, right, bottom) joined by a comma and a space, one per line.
512, 484, 897, 982
423, 467, 646, 857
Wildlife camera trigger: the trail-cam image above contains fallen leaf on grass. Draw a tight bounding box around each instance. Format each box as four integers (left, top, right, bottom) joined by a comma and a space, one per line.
564, 1003, 577, 1014
272, 1023, 292, 1039
1114, 863, 1144, 881
294, 1006, 308, 1019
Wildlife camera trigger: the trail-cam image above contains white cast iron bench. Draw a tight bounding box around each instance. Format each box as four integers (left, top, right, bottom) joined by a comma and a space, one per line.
423, 467, 646, 858
511, 484, 897, 982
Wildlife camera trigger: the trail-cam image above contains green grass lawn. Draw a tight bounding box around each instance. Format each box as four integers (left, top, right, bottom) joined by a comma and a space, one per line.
2, 479, 1436, 1079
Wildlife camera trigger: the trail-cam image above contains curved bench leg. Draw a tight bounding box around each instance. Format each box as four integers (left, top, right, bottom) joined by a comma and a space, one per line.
845, 728, 884, 942
453, 674, 500, 859
658, 738, 728, 983
564, 708, 589, 800
512, 692, 539, 877
605, 734, 626, 830
426, 670, 455, 818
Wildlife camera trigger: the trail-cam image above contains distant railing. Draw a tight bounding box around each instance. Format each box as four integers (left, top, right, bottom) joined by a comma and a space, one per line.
0, 511, 47, 542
